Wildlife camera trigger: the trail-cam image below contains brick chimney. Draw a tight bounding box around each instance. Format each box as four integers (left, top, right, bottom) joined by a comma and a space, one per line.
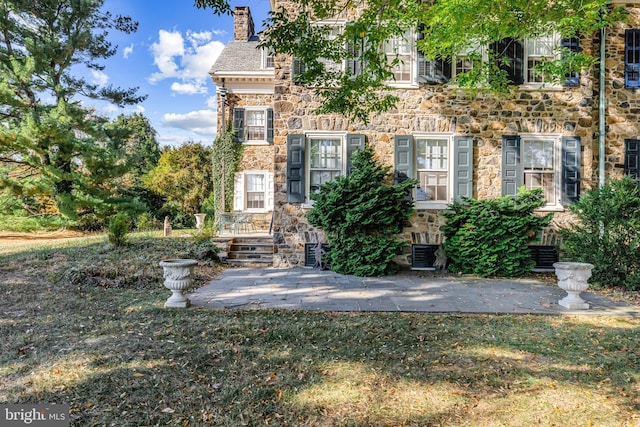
233, 6, 255, 41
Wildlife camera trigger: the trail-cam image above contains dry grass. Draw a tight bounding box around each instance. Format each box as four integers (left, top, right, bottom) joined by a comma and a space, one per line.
0, 235, 639, 426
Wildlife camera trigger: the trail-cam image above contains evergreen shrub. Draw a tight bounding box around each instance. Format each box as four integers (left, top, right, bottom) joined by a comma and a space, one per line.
108, 212, 131, 247
442, 188, 552, 277
561, 177, 640, 290
307, 145, 416, 276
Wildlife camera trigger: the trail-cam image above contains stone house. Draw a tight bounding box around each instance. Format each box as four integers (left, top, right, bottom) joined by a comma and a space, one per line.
209, 1, 640, 269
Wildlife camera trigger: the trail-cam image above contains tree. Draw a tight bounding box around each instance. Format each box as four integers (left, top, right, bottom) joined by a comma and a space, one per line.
0, 0, 146, 220
197, 0, 625, 123
307, 145, 416, 276
143, 142, 213, 227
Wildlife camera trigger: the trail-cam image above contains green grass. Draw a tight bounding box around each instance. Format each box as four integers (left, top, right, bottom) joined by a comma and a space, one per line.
0, 236, 639, 426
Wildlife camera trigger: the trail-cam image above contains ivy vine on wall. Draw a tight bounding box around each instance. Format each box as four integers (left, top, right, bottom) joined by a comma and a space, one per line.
211, 124, 243, 214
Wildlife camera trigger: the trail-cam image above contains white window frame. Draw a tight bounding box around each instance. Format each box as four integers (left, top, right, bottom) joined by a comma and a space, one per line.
312, 20, 346, 74
523, 33, 561, 87
303, 131, 348, 208
234, 170, 273, 213
244, 107, 269, 144
261, 48, 274, 70
384, 29, 418, 88
414, 133, 454, 210
520, 134, 562, 209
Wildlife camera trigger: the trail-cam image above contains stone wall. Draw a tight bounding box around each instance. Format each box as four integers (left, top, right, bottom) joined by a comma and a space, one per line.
252, 2, 640, 267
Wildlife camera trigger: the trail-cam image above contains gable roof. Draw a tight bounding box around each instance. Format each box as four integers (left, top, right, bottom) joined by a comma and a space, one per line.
210, 40, 263, 74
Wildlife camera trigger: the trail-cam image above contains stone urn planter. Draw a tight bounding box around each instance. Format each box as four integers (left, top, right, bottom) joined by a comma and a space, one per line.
159, 259, 198, 308
553, 262, 594, 310
194, 213, 206, 230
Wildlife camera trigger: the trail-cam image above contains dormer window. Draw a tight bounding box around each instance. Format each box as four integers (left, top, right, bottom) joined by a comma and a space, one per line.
261, 48, 274, 69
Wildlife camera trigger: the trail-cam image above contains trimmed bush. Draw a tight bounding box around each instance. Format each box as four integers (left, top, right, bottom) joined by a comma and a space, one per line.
307, 144, 416, 276
561, 177, 640, 290
442, 188, 552, 277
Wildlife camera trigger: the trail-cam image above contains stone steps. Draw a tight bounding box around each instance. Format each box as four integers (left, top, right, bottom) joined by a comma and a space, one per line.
224, 235, 274, 267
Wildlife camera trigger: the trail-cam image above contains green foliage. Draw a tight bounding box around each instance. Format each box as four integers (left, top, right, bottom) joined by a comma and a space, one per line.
143, 142, 214, 227
211, 125, 243, 213
561, 177, 640, 290
108, 212, 131, 247
0, 0, 146, 220
307, 145, 416, 276
258, 0, 625, 122
442, 188, 552, 277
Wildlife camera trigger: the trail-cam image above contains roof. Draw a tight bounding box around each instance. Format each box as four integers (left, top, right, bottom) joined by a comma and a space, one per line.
209, 40, 263, 74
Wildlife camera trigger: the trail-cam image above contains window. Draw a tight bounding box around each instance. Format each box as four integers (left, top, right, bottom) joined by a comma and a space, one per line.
286, 133, 365, 203
233, 108, 273, 144
416, 138, 449, 201
525, 35, 557, 83
309, 137, 343, 194
394, 134, 473, 207
261, 48, 274, 69
502, 135, 581, 207
234, 171, 274, 212
625, 29, 640, 88
384, 29, 415, 83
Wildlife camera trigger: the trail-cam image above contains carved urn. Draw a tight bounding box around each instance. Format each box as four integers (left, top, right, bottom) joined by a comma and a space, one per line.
159, 259, 198, 308
553, 262, 594, 310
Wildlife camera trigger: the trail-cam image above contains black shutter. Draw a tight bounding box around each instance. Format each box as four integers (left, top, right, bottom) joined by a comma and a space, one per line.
346, 134, 365, 174
233, 108, 244, 143
561, 136, 581, 204
625, 139, 640, 179
286, 134, 305, 203
561, 37, 581, 87
492, 38, 524, 85
266, 108, 274, 143
502, 135, 522, 196
394, 135, 414, 184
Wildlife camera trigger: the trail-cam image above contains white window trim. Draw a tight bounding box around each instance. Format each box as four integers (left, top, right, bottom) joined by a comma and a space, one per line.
414, 133, 454, 210
243, 107, 269, 145
235, 170, 273, 213
261, 48, 274, 70
520, 133, 563, 211
302, 131, 348, 208
385, 29, 419, 88
521, 33, 562, 90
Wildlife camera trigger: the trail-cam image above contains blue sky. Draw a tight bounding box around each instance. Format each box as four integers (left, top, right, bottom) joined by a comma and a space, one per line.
88, 0, 271, 146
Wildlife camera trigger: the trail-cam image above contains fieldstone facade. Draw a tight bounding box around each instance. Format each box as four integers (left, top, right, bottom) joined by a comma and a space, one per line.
212, 2, 640, 269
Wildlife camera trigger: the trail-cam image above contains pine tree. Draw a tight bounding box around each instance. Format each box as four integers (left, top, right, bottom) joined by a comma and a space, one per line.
0, 0, 145, 220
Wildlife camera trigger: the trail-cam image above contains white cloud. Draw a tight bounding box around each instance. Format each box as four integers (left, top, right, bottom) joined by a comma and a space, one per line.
91, 70, 109, 86
171, 81, 207, 95
148, 29, 225, 97
162, 109, 216, 136
123, 43, 134, 59
206, 96, 218, 109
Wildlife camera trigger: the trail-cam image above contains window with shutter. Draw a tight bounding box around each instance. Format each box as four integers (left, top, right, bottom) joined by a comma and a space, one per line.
625, 139, 640, 179
394, 134, 473, 207
626, 29, 640, 88
562, 37, 581, 86
491, 38, 525, 85
384, 29, 415, 83
501, 134, 581, 207
286, 133, 365, 205
233, 107, 273, 144
234, 171, 274, 212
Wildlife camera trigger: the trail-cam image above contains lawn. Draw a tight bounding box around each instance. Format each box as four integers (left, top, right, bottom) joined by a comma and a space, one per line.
0, 235, 639, 426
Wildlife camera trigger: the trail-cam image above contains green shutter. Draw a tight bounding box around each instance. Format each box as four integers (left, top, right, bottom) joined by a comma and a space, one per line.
394, 135, 414, 184
266, 108, 274, 143
561, 37, 581, 86
287, 134, 305, 203
233, 108, 244, 143
561, 136, 581, 204
502, 135, 522, 196
453, 136, 473, 201
625, 139, 640, 179
346, 134, 365, 174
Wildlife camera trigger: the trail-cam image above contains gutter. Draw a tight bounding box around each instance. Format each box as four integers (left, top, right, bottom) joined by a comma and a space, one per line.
598, 6, 608, 188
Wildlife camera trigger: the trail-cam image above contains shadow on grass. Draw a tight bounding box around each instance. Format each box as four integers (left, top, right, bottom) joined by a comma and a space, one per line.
0, 238, 639, 426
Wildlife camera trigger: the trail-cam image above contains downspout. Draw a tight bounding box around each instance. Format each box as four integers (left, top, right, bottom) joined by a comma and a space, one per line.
598, 8, 607, 188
